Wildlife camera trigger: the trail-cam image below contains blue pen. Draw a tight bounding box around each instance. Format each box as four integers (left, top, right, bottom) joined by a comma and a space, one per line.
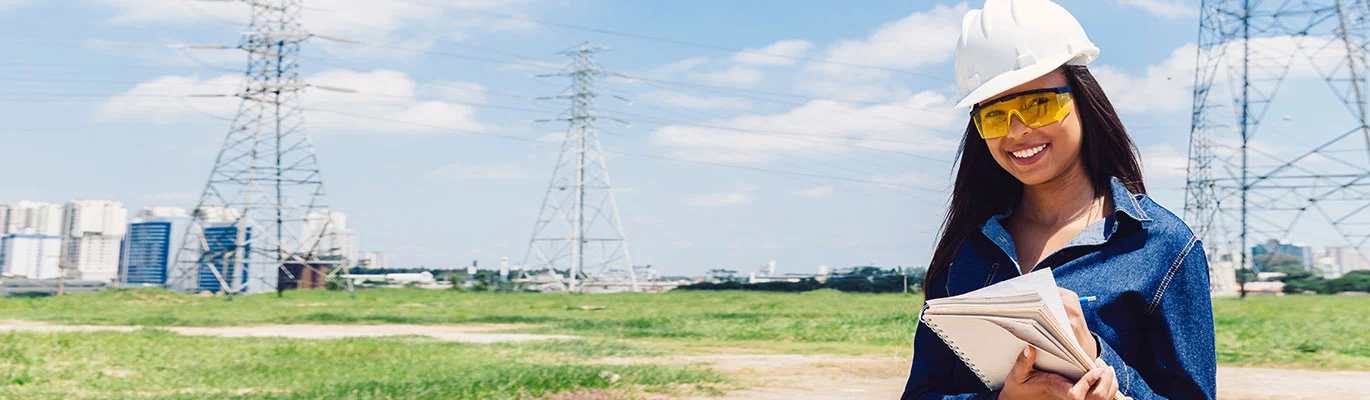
1078, 296, 1097, 303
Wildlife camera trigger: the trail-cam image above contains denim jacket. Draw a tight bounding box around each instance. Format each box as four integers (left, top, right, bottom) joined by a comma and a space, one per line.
901, 178, 1217, 400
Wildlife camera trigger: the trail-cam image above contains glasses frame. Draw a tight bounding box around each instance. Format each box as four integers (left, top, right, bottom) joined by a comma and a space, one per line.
970, 86, 1074, 140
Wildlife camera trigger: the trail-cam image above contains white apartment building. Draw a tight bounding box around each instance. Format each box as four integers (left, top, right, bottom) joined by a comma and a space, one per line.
5, 201, 62, 236
0, 201, 64, 278
358, 251, 387, 269
60, 200, 128, 282
303, 210, 358, 265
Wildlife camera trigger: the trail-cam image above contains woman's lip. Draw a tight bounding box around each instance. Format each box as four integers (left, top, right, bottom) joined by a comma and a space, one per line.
1006, 143, 1050, 152
1009, 143, 1049, 166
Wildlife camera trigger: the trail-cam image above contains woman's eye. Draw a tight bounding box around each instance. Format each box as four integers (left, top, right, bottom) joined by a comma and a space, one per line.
985, 110, 1005, 118
1025, 98, 1048, 108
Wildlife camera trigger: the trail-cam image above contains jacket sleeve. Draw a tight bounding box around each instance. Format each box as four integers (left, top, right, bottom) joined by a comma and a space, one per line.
900, 277, 998, 400
1095, 237, 1218, 399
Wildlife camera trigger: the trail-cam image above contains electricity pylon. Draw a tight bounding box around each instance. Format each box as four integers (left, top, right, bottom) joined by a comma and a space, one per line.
168, 0, 354, 299
521, 43, 640, 293
1187, 0, 1370, 295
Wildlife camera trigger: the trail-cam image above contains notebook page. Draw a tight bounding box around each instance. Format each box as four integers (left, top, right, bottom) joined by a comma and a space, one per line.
950, 268, 1080, 351
920, 314, 1078, 390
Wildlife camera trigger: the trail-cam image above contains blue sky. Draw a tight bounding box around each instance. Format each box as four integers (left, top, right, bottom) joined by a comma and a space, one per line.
4, 0, 1341, 275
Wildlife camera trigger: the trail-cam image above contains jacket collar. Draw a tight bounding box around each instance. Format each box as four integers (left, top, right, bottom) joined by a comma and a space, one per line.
979, 177, 1150, 270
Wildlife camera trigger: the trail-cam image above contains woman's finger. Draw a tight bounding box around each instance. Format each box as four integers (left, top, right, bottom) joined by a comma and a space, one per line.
1009, 346, 1037, 381
1086, 366, 1118, 400
1067, 367, 1105, 400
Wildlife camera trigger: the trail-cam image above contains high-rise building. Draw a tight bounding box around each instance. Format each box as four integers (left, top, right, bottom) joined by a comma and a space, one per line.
0, 201, 63, 278
1322, 246, 1370, 276
196, 222, 252, 293
193, 206, 240, 223
1, 228, 63, 279
358, 251, 386, 270
1207, 251, 1241, 296
1251, 239, 1314, 271
4, 201, 62, 236
303, 210, 358, 266
118, 207, 190, 286
0, 203, 7, 235
60, 200, 127, 282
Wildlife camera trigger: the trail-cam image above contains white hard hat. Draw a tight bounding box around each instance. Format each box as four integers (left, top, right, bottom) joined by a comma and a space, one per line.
953, 0, 1099, 109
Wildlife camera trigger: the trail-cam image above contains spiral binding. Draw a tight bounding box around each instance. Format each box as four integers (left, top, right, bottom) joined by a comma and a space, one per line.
920, 312, 993, 389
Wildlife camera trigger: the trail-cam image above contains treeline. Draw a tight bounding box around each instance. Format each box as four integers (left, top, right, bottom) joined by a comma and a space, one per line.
1271, 270, 1370, 294
1246, 253, 1370, 294
676, 267, 925, 293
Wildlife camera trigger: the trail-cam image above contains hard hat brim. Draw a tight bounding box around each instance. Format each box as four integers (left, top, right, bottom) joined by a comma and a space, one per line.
953, 53, 1078, 110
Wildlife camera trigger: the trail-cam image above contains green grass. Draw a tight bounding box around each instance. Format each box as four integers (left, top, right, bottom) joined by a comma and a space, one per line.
0, 329, 726, 399
1213, 295, 1370, 370
0, 288, 926, 353
0, 288, 1367, 398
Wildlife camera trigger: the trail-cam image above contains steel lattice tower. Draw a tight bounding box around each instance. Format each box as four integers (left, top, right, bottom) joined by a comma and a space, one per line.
1187, 0, 1370, 294
167, 0, 348, 298
521, 43, 639, 293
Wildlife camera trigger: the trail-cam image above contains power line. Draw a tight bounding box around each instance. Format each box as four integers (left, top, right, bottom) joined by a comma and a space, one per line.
388, 0, 952, 82
615, 75, 965, 134
301, 105, 943, 197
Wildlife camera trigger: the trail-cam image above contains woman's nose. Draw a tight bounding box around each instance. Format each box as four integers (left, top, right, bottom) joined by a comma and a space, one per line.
1007, 113, 1031, 138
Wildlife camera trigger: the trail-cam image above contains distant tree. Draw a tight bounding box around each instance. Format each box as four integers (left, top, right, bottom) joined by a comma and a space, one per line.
706, 269, 739, 282
1256, 253, 1306, 272
1328, 271, 1370, 293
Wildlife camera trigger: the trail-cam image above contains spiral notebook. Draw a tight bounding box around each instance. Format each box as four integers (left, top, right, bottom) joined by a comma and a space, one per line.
920, 269, 1122, 399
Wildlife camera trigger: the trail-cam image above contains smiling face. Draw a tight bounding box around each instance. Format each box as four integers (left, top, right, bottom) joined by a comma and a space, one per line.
978, 69, 1085, 186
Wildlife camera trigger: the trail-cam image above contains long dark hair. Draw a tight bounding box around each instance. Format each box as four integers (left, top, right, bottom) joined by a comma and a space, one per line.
923, 65, 1145, 290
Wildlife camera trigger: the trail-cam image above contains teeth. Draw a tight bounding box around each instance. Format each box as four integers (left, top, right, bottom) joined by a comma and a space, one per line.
1011, 144, 1047, 159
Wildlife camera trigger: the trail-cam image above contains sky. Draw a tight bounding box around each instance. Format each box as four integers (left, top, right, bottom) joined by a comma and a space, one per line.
1, 0, 1358, 276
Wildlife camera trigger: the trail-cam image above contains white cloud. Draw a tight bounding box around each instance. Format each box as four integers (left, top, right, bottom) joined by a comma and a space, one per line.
98, 69, 488, 134
433, 163, 528, 180
1091, 44, 1196, 114
1140, 144, 1189, 182
652, 57, 711, 76
425, 81, 488, 104
1119, 0, 1197, 19
864, 171, 945, 191
98, 74, 243, 125
89, 0, 540, 57
650, 91, 960, 163
692, 65, 765, 86
502, 59, 565, 72
784, 2, 967, 102
0, 0, 31, 12
1092, 35, 1349, 116
684, 192, 751, 207
538, 132, 565, 143
640, 91, 750, 110
806, 2, 968, 80
793, 186, 834, 198
731, 40, 815, 67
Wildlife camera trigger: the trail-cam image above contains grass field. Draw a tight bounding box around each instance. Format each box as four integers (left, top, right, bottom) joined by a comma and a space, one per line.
0, 288, 1365, 398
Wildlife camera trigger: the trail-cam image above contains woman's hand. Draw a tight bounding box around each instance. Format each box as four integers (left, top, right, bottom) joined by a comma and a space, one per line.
1057, 287, 1098, 360
1000, 346, 1120, 400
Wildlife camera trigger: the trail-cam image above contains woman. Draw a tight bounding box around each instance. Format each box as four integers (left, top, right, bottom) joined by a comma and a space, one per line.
901, 1, 1217, 399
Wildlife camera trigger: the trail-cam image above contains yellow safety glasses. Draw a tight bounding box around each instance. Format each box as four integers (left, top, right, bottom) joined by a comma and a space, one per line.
970, 86, 1074, 140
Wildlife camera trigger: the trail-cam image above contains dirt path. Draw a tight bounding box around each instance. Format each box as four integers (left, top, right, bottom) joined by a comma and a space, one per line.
0, 320, 576, 343
5, 320, 1365, 398
600, 353, 1370, 400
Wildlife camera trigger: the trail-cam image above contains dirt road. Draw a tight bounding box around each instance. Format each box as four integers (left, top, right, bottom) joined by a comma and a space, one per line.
602, 353, 1370, 400
0, 320, 576, 343
5, 320, 1363, 399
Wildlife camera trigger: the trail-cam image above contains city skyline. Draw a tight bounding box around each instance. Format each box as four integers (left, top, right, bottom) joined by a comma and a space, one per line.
5, 0, 1368, 276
